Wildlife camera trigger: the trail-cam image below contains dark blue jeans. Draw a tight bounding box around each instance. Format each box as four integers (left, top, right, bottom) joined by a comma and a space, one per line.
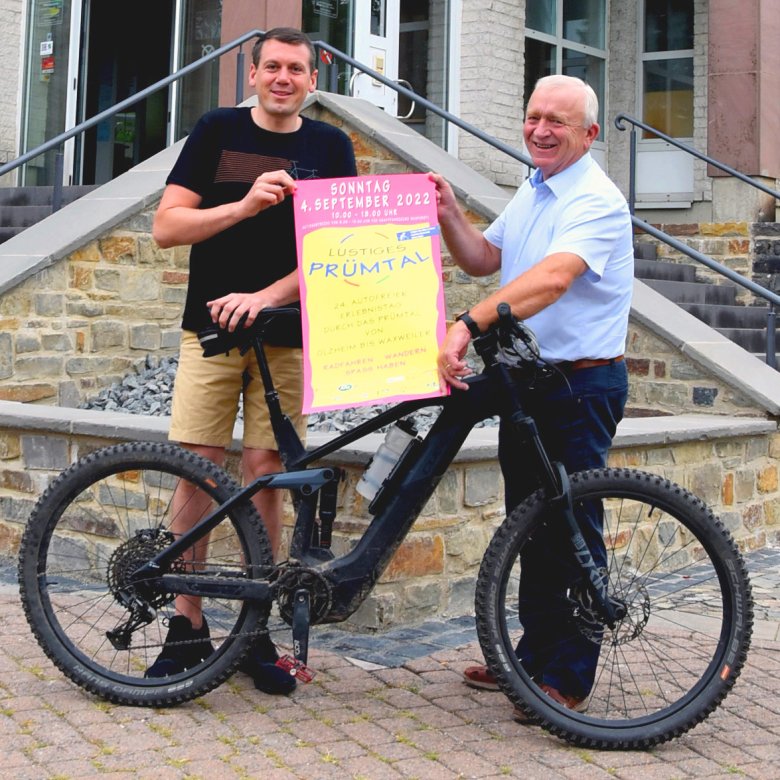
497, 360, 628, 700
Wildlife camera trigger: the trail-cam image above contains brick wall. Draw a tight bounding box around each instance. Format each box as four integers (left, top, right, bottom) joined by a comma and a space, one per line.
456, 0, 525, 188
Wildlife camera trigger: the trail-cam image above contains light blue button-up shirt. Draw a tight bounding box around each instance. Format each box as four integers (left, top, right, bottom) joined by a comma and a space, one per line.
484, 153, 634, 363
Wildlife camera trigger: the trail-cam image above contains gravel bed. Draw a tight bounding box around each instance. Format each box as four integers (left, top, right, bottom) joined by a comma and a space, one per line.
80, 355, 498, 433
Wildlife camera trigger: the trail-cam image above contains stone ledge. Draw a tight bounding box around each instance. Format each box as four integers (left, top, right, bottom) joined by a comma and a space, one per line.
0, 399, 773, 461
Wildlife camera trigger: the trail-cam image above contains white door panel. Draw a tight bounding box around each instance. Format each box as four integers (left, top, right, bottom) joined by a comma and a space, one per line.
352, 0, 400, 114
635, 141, 694, 208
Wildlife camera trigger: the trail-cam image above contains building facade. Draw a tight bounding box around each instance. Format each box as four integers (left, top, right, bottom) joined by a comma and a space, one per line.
1, 0, 777, 224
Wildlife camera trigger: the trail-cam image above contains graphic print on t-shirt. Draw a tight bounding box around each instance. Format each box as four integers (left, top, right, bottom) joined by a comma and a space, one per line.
214, 151, 318, 184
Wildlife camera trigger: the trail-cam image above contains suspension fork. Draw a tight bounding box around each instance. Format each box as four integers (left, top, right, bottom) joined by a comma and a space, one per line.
546, 463, 624, 628
507, 408, 623, 628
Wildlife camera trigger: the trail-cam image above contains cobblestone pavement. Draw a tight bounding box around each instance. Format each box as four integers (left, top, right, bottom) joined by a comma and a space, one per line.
2, 548, 780, 779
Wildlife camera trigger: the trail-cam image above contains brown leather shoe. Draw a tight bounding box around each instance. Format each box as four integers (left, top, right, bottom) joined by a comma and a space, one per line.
512, 684, 588, 724
462, 664, 499, 690
539, 683, 588, 712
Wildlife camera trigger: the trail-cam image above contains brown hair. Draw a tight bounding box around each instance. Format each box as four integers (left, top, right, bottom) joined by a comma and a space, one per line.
252, 27, 316, 73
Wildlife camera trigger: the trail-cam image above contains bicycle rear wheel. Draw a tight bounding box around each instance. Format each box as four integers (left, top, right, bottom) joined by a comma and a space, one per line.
475, 468, 753, 749
18, 442, 273, 706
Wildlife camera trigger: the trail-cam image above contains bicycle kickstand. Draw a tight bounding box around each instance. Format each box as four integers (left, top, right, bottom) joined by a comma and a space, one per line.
276, 588, 317, 683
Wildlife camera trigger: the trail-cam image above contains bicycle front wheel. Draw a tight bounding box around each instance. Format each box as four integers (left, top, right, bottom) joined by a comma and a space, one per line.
475, 468, 753, 749
19, 442, 273, 706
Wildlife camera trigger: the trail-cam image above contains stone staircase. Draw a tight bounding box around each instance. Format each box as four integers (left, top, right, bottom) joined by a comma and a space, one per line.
0, 185, 98, 244
634, 244, 779, 367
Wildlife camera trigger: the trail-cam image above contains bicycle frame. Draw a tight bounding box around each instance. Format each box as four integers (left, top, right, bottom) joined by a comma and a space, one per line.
133, 309, 618, 635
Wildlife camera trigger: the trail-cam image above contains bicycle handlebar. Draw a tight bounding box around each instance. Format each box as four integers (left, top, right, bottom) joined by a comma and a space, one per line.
197, 306, 303, 357
197, 302, 540, 377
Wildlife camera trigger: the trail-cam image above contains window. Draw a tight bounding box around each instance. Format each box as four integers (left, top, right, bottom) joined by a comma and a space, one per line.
525, 0, 607, 139
641, 0, 694, 138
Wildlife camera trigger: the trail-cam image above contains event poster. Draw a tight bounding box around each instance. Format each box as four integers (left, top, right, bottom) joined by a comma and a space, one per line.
293, 173, 448, 413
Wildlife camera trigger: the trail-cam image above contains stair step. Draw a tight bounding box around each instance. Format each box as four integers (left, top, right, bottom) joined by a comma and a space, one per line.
634, 257, 697, 283
0, 184, 97, 207
0, 226, 25, 242
0, 184, 100, 245
714, 327, 780, 352
642, 278, 739, 305
679, 302, 776, 329
0, 204, 55, 227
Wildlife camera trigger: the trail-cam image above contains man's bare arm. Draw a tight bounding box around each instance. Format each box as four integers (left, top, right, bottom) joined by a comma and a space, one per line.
438, 252, 587, 389
428, 173, 501, 277
152, 171, 297, 249
207, 270, 300, 331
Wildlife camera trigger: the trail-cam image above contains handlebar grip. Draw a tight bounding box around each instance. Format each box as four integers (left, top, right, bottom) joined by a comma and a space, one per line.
497, 302, 512, 323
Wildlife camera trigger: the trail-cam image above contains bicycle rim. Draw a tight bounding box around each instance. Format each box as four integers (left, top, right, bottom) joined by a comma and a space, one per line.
18, 442, 272, 706
475, 468, 753, 749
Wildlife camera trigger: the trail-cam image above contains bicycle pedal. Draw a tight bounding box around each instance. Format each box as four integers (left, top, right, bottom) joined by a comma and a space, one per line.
276, 654, 316, 683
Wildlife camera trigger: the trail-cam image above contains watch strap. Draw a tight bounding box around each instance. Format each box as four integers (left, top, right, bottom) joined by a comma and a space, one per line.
455, 310, 481, 339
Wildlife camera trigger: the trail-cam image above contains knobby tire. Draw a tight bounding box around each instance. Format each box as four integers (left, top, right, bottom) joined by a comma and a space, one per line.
475, 468, 753, 749
18, 442, 272, 706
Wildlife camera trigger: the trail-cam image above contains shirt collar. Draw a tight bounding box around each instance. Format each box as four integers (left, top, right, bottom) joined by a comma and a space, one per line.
529, 153, 594, 196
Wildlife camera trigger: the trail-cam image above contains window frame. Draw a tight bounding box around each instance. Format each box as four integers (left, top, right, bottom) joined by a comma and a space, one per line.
633, 0, 697, 208
524, 0, 608, 144
637, 0, 695, 140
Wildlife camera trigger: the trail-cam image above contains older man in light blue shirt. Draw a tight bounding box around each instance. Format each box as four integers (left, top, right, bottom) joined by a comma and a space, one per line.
486, 155, 633, 363
430, 74, 633, 714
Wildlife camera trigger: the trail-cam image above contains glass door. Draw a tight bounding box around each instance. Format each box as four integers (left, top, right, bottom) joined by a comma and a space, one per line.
78, 0, 174, 184
20, 0, 83, 185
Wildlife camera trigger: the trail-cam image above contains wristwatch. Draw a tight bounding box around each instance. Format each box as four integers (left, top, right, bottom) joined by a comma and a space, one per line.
455, 310, 481, 339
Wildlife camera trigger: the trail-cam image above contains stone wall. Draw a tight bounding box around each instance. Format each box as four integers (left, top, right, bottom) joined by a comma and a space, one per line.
0, 108, 773, 422
0, 212, 188, 407
625, 320, 763, 416
0, 414, 777, 631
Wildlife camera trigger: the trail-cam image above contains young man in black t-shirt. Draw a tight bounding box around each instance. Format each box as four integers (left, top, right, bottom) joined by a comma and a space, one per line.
146, 27, 357, 694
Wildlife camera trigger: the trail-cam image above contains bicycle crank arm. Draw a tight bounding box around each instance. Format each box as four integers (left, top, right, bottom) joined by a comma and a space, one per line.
152, 575, 272, 602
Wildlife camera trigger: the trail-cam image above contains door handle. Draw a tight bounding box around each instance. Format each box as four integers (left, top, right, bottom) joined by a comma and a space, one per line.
394, 79, 415, 120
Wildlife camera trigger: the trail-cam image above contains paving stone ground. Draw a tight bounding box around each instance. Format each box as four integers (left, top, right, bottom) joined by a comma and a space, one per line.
2, 547, 780, 779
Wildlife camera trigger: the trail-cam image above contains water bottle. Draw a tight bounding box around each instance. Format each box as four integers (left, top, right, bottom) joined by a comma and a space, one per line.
356, 420, 418, 501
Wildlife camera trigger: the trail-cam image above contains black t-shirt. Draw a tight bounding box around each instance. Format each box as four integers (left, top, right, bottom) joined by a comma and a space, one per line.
167, 107, 357, 332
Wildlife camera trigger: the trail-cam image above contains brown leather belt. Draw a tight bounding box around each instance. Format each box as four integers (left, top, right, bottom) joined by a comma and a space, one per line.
557, 355, 624, 372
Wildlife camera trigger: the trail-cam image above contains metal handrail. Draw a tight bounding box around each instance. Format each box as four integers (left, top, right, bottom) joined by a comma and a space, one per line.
614, 112, 780, 213
0, 30, 532, 195
0, 29, 261, 185
314, 39, 531, 166
615, 113, 778, 367
635, 215, 777, 368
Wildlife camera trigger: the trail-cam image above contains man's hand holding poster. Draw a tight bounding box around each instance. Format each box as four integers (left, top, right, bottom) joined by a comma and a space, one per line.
294, 173, 447, 413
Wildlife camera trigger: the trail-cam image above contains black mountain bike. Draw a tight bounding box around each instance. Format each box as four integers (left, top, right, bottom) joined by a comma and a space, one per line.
18, 305, 753, 749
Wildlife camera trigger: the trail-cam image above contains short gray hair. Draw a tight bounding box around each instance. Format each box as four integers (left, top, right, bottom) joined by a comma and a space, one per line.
533, 75, 599, 128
